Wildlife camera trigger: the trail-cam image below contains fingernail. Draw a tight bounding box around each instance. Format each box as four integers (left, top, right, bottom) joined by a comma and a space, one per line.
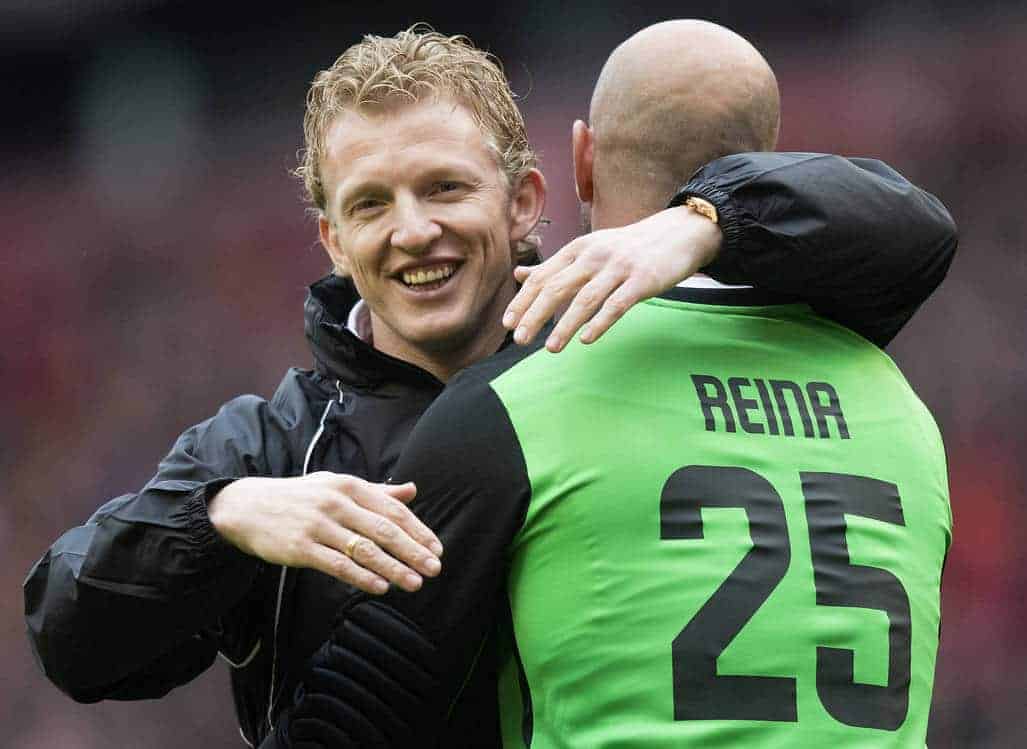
405, 573, 423, 590
373, 579, 389, 594
514, 327, 527, 344
430, 540, 444, 557
546, 335, 562, 351
502, 311, 515, 327
424, 557, 442, 575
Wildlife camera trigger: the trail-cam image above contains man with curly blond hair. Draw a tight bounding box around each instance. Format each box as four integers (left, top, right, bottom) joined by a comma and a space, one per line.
26, 25, 955, 748
293, 27, 547, 383
298, 28, 538, 231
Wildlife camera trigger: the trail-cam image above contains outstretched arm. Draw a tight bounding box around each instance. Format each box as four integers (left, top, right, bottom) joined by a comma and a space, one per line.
24, 387, 442, 704
505, 152, 957, 349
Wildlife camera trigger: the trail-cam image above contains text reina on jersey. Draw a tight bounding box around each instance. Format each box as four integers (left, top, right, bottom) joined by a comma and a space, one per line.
691, 374, 850, 440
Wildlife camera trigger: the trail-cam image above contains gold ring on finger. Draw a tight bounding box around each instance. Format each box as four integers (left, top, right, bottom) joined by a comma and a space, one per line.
344, 535, 363, 559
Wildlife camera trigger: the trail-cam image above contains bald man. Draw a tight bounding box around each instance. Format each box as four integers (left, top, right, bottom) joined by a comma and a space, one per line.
582, 20, 780, 229
268, 21, 949, 749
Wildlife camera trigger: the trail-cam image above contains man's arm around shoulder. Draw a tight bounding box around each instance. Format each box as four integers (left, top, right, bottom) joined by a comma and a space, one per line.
678, 152, 958, 346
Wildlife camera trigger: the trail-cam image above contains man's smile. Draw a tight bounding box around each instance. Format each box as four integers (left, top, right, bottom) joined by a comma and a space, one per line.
395, 261, 462, 294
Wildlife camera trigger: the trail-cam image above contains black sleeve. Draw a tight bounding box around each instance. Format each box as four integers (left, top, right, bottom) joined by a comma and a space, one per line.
671, 152, 958, 347
270, 372, 530, 748
23, 390, 308, 703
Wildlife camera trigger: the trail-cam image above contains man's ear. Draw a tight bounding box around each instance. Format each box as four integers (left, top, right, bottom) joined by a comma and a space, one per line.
572, 119, 594, 203
318, 213, 351, 276
508, 168, 547, 245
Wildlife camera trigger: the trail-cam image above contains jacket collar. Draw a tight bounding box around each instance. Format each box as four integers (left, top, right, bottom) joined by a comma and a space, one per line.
304, 275, 444, 390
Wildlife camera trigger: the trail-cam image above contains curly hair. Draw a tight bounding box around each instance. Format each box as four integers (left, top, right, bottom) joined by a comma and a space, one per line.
297, 25, 541, 258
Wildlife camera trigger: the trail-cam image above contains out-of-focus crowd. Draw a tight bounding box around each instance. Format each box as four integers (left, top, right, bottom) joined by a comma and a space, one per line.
3, 9, 1025, 748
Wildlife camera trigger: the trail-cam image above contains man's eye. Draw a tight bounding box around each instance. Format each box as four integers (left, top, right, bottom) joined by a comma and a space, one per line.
433, 181, 461, 195
351, 199, 383, 214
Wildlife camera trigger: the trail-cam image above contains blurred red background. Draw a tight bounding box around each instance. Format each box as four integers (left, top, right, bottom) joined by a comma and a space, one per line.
3, 3, 1024, 746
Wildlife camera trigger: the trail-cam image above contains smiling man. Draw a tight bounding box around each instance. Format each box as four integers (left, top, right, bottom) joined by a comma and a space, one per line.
315, 97, 544, 381
25, 26, 956, 749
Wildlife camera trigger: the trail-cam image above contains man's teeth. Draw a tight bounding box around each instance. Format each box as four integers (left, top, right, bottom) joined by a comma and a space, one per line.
402, 264, 456, 286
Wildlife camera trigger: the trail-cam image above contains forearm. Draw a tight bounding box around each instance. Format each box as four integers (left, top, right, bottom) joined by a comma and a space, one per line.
674, 152, 958, 345
24, 480, 261, 701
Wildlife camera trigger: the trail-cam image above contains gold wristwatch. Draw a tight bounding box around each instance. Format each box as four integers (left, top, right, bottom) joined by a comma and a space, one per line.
683, 196, 719, 224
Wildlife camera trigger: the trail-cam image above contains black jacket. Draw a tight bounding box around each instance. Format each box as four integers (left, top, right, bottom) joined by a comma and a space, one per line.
23, 153, 956, 747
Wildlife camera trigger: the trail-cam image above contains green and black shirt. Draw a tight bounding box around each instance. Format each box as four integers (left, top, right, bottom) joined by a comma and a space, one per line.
299, 285, 951, 748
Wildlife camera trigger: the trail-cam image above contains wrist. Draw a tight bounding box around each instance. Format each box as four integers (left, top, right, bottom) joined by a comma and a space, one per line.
179, 478, 260, 565
683, 195, 719, 225
676, 202, 723, 268
669, 179, 745, 273
207, 479, 246, 541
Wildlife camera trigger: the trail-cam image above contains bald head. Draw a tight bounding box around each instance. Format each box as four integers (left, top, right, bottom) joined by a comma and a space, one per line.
583, 20, 779, 227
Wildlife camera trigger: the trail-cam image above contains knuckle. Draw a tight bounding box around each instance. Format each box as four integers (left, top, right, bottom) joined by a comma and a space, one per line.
301, 517, 322, 539
580, 246, 607, 265
554, 278, 577, 297
520, 309, 544, 328
359, 572, 380, 591
609, 255, 634, 275
531, 290, 554, 310
383, 501, 409, 524
315, 494, 338, 514
605, 296, 630, 317
522, 274, 543, 292
544, 283, 572, 304
335, 474, 357, 493
575, 288, 598, 308
352, 538, 374, 563
374, 518, 397, 541
533, 284, 555, 301
331, 557, 351, 579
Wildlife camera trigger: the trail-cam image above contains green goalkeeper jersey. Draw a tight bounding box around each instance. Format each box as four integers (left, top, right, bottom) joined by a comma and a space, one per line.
374, 285, 951, 748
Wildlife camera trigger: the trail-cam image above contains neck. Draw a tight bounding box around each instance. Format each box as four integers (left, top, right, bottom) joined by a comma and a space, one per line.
590, 194, 657, 231
369, 286, 514, 383
383, 324, 508, 383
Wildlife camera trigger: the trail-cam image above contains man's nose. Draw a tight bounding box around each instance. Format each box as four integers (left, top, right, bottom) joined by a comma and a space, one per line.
390, 197, 443, 254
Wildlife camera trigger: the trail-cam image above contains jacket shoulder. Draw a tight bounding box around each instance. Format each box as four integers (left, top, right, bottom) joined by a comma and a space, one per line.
268, 368, 335, 428
158, 369, 330, 482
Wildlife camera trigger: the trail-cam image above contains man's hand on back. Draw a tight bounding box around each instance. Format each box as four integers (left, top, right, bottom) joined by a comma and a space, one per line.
207, 473, 442, 595
503, 204, 723, 352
